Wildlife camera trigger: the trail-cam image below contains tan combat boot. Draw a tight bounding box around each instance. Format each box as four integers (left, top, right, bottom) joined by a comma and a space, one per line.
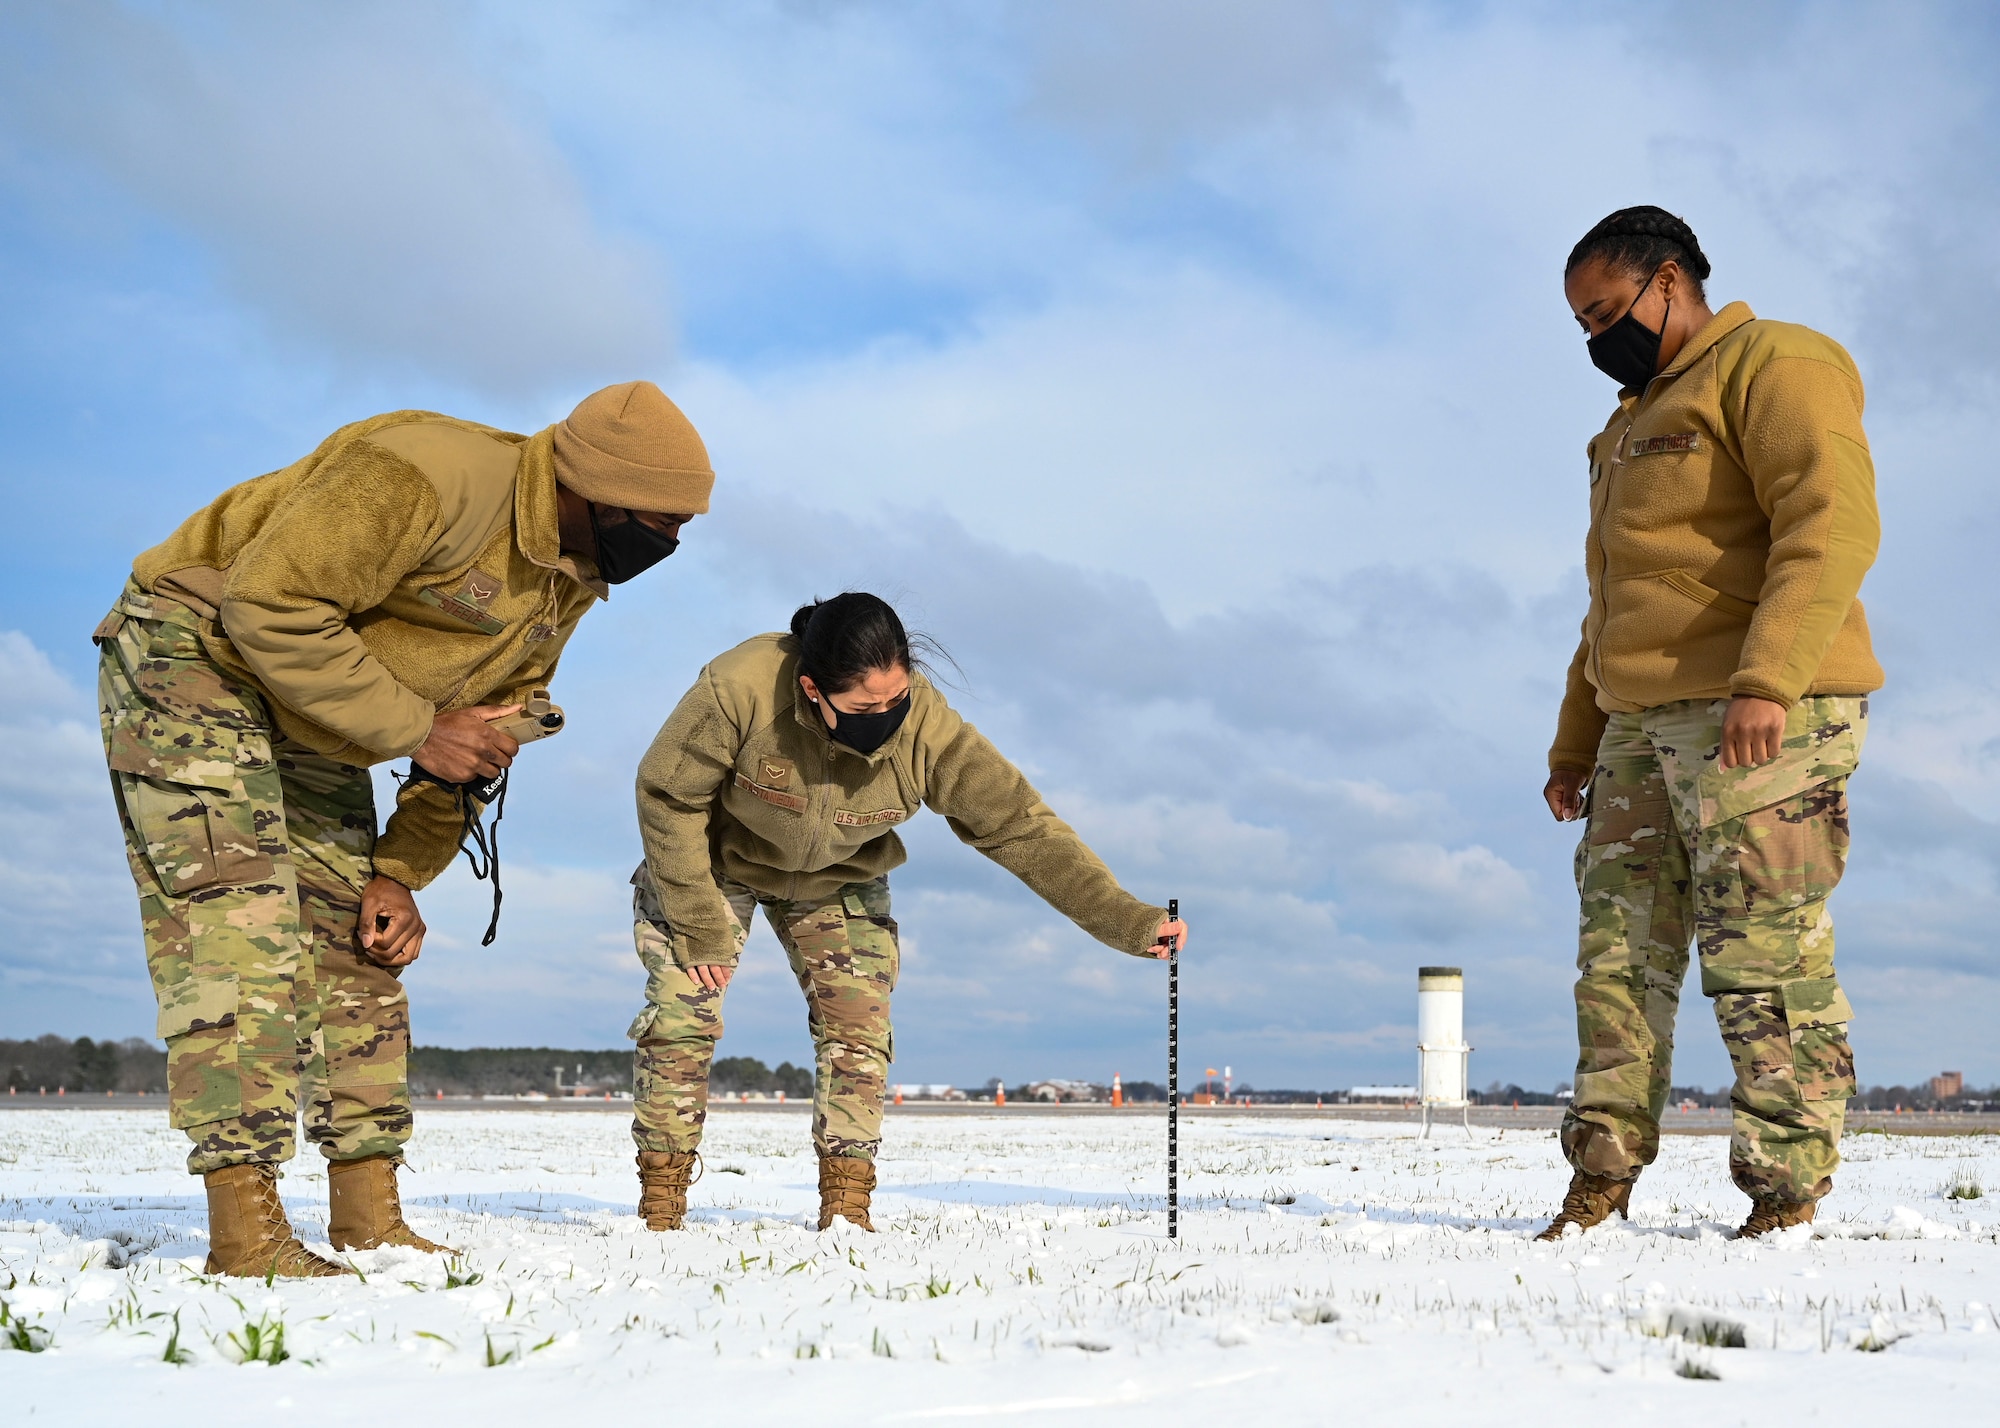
327, 1154, 453, 1253
1735, 1193, 1817, 1239
203, 1163, 353, 1278
1533, 1170, 1635, 1241
637, 1151, 702, 1231
817, 1155, 876, 1231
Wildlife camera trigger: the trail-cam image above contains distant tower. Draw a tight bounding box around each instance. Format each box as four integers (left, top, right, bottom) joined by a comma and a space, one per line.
1417, 966, 1472, 1137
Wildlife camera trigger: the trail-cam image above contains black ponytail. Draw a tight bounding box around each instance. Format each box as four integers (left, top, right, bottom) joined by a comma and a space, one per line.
788, 592, 950, 695
1566, 205, 1711, 300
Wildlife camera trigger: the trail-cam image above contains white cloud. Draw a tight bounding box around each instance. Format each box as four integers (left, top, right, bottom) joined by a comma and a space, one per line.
0, 2, 670, 395
1349, 841, 1536, 943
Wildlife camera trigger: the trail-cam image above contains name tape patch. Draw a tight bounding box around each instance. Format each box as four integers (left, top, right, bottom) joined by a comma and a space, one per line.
1629, 433, 1701, 458
734, 772, 806, 812
417, 569, 507, 635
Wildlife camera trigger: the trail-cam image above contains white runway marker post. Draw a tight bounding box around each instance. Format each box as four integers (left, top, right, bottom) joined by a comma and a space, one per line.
1167, 896, 1179, 1240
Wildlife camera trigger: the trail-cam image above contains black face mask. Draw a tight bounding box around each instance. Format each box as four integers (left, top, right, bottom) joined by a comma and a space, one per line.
1585, 266, 1668, 391
588, 505, 680, 584
823, 692, 910, 755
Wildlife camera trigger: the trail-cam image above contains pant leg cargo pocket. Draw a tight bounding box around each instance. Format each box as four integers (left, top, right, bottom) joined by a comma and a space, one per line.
1782, 979, 1856, 1102
157, 973, 243, 1129
108, 709, 277, 892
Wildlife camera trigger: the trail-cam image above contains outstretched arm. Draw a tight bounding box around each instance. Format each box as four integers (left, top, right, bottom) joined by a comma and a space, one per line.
924, 721, 1171, 957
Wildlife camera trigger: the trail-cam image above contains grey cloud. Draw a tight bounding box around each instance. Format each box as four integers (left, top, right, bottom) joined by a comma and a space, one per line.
1015, 0, 1401, 165
0, 2, 669, 394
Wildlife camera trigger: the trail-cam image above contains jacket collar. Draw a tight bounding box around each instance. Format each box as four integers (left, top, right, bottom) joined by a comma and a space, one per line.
1632, 301, 1756, 401
516, 426, 609, 598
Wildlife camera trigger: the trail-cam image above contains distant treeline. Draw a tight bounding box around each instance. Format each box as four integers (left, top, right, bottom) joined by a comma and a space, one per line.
408, 1047, 813, 1099
2, 1036, 166, 1093
6, 1034, 1992, 1111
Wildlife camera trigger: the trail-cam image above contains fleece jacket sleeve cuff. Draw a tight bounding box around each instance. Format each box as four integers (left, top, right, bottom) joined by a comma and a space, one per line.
373, 779, 476, 892
1728, 677, 1798, 707
1118, 903, 1170, 958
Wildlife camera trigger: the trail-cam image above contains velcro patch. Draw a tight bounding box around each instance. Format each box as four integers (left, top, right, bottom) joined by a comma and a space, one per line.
417, 583, 505, 635
1629, 433, 1701, 457
834, 808, 907, 828
734, 772, 806, 812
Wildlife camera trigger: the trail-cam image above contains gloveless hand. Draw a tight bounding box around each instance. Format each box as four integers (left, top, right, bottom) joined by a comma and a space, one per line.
412, 705, 522, 783
1146, 917, 1189, 961
359, 875, 426, 967
1544, 769, 1588, 822
688, 963, 735, 993
1719, 695, 1788, 769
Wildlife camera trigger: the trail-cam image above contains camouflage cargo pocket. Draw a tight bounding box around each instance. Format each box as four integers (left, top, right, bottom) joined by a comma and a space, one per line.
157, 974, 243, 1128
840, 880, 900, 991
1783, 979, 1856, 1102
1710, 779, 1851, 921
1574, 765, 1674, 972
107, 709, 277, 893
1578, 766, 1671, 893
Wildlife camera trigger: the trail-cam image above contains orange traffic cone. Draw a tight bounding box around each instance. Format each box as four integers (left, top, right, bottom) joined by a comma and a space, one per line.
1111, 1074, 1123, 1108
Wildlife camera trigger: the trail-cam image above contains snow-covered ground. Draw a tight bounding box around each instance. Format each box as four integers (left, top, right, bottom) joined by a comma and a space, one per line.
3, 1108, 1998, 1423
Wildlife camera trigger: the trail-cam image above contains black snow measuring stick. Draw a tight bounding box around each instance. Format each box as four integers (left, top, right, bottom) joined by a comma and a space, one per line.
1167, 896, 1179, 1240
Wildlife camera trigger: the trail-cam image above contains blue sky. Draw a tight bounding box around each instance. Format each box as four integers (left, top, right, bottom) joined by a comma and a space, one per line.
2, 0, 1997, 1094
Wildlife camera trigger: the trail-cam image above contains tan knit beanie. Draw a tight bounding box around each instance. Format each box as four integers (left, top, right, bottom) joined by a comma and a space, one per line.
552, 381, 714, 514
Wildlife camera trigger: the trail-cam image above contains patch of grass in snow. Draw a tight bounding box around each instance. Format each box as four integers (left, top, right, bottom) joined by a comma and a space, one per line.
1674, 1355, 1720, 1380
162, 1309, 194, 1365
1642, 1306, 1747, 1349
219, 1311, 289, 1365
0, 1296, 52, 1352
484, 1330, 555, 1366
443, 1256, 484, 1288
1942, 1164, 1984, 1201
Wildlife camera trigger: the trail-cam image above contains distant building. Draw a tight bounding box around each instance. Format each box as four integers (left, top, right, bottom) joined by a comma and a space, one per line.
890, 1083, 967, 1101
1347, 1085, 1418, 1104
1024, 1079, 1104, 1103
1933, 1071, 1964, 1101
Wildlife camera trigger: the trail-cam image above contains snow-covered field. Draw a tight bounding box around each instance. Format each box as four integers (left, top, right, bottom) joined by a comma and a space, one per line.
3, 1108, 1998, 1423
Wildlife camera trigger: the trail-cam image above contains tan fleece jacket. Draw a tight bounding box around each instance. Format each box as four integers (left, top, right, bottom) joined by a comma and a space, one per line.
635, 634, 1166, 968
131, 411, 602, 888
1550, 303, 1884, 773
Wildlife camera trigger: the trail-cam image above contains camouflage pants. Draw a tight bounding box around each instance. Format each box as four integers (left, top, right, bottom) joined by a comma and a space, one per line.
95, 581, 412, 1175
1562, 696, 1864, 1201
626, 867, 897, 1161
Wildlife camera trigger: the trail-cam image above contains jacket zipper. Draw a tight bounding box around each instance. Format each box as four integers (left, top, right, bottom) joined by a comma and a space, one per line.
1588, 386, 1655, 702
789, 735, 833, 901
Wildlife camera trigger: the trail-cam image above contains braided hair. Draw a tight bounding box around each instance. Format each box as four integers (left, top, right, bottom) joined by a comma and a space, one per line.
1565, 206, 1710, 301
